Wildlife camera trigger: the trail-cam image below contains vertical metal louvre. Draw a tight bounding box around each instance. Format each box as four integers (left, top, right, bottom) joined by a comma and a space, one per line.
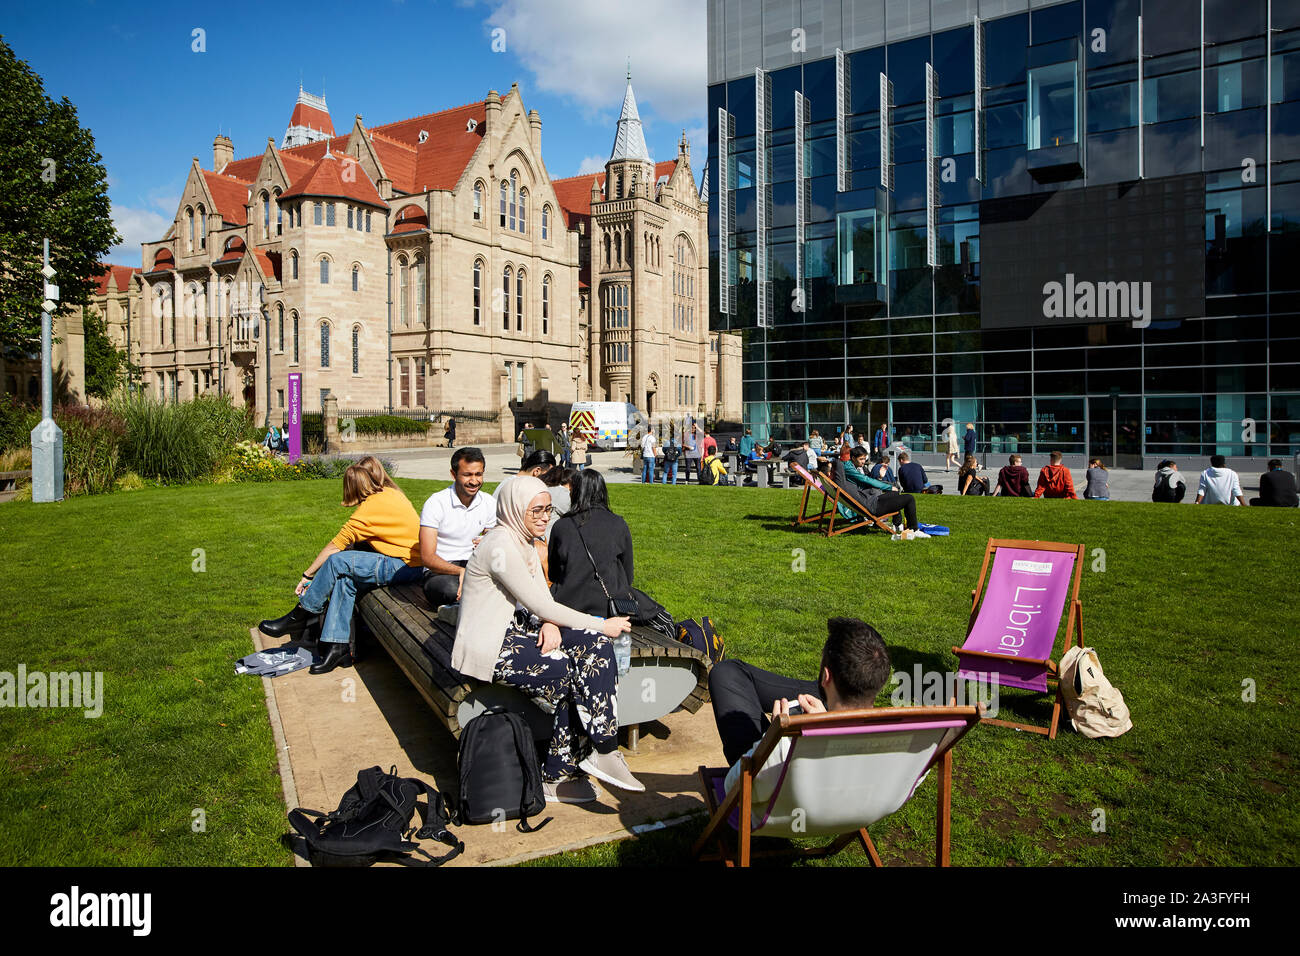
836, 49, 849, 192
717, 106, 734, 314
974, 16, 985, 184
794, 90, 808, 314
1137, 15, 1145, 179
926, 63, 939, 267
880, 72, 894, 190
756, 68, 771, 328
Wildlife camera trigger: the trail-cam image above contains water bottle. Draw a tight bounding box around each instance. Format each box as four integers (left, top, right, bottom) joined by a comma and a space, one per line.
614, 633, 632, 676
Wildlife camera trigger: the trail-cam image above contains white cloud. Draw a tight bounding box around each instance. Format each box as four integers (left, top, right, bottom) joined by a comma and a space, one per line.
107, 202, 171, 267
576, 154, 607, 175
481, 0, 705, 129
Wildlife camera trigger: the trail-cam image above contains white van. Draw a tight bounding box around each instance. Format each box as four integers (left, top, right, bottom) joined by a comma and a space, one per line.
569, 401, 646, 450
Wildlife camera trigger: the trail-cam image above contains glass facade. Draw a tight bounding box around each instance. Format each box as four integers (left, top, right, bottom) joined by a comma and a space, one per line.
708, 0, 1300, 462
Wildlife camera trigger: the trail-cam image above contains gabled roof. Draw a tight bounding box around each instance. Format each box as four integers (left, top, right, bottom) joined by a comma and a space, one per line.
93, 264, 141, 296
279, 151, 386, 207
202, 170, 250, 225
289, 102, 334, 135
551, 160, 680, 228
253, 249, 280, 282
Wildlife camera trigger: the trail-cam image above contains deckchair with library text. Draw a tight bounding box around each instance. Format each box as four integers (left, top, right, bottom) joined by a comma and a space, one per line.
951, 539, 1085, 739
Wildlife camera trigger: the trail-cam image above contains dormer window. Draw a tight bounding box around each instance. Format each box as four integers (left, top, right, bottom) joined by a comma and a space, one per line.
418, 130, 429, 143
466, 119, 478, 132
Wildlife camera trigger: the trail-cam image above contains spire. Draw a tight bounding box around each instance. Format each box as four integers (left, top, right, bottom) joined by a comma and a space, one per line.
609, 75, 652, 164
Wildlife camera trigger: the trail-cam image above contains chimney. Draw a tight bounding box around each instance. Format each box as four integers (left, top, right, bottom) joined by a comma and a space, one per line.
484, 90, 502, 157
528, 109, 542, 157
213, 134, 233, 171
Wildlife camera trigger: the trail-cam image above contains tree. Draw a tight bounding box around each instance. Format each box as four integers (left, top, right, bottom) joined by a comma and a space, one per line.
82, 309, 126, 398
0, 36, 119, 360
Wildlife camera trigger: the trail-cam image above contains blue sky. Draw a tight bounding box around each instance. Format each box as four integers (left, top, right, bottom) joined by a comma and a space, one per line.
2, 0, 707, 265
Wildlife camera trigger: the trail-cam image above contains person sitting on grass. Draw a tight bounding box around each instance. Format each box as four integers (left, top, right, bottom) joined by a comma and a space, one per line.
1152, 459, 1187, 503
996, 454, 1032, 497
957, 454, 990, 496
1035, 451, 1078, 499
843, 446, 928, 539
897, 450, 942, 494
451, 475, 640, 804
708, 618, 892, 804
260, 463, 425, 674
1251, 459, 1299, 507
1196, 455, 1245, 506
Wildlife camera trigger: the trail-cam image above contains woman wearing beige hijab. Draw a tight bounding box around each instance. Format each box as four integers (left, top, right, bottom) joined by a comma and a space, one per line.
452, 475, 641, 803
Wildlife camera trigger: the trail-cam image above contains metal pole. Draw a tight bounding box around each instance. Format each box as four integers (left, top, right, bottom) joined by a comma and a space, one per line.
264, 308, 272, 428
31, 238, 64, 502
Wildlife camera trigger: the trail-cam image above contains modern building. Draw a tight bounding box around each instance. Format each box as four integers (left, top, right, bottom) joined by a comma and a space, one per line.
706, 0, 1300, 466
90, 80, 736, 438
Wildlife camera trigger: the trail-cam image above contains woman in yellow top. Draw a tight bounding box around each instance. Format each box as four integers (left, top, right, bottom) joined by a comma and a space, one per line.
260, 462, 423, 674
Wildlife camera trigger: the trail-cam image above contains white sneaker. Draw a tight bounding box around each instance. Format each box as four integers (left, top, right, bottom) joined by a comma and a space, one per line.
578, 750, 646, 792
542, 776, 598, 804
912, 529, 931, 539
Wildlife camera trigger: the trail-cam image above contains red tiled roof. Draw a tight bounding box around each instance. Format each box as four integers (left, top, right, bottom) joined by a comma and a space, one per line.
215, 236, 246, 264
551, 160, 680, 228
93, 264, 141, 295
390, 203, 429, 235
289, 102, 334, 136
279, 152, 386, 207
202, 170, 250, 226
151, 248, 175, 270
222, 149, 318, 190
253, 249, 280, 282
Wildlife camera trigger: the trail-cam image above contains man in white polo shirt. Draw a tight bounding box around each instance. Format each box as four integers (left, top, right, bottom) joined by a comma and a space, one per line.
421, 447, 497, 609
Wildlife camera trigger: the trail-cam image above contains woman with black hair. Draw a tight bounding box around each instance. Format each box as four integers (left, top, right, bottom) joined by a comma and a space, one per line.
547, 469, 637, 620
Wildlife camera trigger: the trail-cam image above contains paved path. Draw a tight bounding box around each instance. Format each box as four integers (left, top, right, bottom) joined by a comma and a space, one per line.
361, 444, 1264, 504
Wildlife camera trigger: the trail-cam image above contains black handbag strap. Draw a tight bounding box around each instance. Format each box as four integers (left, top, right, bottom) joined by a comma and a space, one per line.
571, 519, 616, 602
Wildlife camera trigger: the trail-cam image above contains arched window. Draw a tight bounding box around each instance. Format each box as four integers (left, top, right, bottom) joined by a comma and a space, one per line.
414, 256, 425, 325
320, 321, 330, 368
515, 268, 525, 332
290, 250, 298, 280
277, 304, 284, 351
624, 232, 632, 265
189, 283, 200, 341
319, 257, 329, 284
541, 205, 550, 241
499, 181, 508, 227
509, 171, 518, 231
292, 312, 300, 364
518, 188, 527, 234
472, 259, 482, 326
261, 192, 270, 239
603, 233, 611, 268
197, 205, 207, 249
351, 325, 360, 374
275, 189, 282, 235
503, 266, 511, 331
473, 181, 483, 221
541, 275, 551, 336
352, 265, 359, 292
186, 208, 194, 253
398, 255, 408, 325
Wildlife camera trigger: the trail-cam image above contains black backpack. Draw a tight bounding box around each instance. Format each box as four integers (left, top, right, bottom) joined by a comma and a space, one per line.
288, 765, 463, 867
453, 709, 552, 833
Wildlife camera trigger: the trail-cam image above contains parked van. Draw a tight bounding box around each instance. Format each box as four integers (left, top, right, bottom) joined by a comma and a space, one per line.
568, 402, 647, 450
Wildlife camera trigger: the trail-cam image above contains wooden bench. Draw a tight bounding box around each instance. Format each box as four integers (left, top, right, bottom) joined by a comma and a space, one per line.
0, 470, 31, 503
355, 583, 711, 750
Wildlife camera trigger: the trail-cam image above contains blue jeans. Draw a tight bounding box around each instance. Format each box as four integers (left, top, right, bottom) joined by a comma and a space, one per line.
298, 551, 424, 643
662, 460, 678, 484
642, 457, 655, 483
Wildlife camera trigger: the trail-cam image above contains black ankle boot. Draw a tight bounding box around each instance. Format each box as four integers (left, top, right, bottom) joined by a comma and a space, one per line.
259, 604, 318, 638
309, 643, 353, 675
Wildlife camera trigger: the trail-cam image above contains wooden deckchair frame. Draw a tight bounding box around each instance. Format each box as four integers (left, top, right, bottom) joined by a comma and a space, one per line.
790, 463, 834, 527
692, 705, 981, 868
952, 538, 1085, 740
814, 468, 901, 536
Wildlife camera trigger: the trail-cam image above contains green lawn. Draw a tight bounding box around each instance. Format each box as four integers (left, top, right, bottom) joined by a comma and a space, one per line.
1, 478, 1297, 866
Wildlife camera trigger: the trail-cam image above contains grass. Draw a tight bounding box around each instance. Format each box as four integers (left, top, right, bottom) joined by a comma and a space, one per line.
0, 478, 1297, 866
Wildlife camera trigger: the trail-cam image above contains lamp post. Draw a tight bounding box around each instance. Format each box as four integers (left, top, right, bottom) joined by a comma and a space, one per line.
31, 238, 64, 502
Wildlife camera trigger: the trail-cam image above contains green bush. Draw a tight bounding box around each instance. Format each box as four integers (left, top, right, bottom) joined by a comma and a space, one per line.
0, 395, 38, 452
114, 394, 249, 483
348, 415, 428, 438
57, 404, 126, 495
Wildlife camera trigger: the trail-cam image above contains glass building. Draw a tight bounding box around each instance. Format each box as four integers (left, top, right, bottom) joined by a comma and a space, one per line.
706, 0, 1300, 465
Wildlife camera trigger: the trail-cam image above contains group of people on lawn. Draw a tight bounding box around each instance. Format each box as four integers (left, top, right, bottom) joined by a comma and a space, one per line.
258, 447, 875, 806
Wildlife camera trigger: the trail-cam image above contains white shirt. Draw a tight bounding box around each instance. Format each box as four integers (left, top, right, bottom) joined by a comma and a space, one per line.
1198, 467, 1242, 505
419, 486, 497, 561
641, 433, 657, 458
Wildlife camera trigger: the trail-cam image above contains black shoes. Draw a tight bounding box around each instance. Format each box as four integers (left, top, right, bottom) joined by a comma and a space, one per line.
309, 643, 353, 675
259, 604, 319, 638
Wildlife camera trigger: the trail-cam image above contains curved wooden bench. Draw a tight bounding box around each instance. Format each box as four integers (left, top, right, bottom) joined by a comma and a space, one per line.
355, 583, 710, 746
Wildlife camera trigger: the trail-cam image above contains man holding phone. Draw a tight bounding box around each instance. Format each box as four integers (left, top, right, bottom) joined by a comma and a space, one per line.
420, 447, 497, 609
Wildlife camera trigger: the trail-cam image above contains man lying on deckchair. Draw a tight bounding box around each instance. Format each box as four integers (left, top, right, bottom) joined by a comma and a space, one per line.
708, 618, 891, 802
843, 446, 928, 539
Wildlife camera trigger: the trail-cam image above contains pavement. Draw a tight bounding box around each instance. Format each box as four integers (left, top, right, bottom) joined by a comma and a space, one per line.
252, 626, 719, 867
360, 443, 1263, 503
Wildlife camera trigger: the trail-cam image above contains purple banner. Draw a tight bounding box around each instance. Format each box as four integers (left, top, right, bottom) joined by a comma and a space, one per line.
287, 373, 302, 463
956, 547, 1076, 692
